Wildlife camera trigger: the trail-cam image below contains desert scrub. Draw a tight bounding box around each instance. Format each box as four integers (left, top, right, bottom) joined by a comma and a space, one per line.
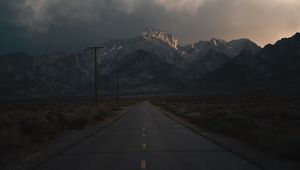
0, 100, 132, 160
0, 114, 22, 148
19, 115, 59, 142
153, 95, 300, 160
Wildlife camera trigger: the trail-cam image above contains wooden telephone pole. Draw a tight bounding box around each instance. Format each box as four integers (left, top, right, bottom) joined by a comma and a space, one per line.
116, 69, 120, 106
88, 46, 103, 108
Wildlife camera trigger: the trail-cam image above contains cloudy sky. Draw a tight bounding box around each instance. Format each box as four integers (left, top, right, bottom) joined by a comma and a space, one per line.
1, 0, 300, 55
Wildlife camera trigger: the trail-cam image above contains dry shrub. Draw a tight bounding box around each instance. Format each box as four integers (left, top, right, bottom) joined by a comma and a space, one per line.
18, 116, 59, 142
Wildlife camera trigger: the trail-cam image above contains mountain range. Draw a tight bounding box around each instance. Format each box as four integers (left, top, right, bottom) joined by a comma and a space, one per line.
0, 27, 299, 97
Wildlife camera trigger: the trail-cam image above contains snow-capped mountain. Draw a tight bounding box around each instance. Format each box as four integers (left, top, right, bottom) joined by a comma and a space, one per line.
97, 28, 261, 88
180, 37, 261, 82
4, 28, 295, 97
142, 27, 180, 49
99, 28, 188, 72
182, 38, 261, 61
0, 28, 191, 97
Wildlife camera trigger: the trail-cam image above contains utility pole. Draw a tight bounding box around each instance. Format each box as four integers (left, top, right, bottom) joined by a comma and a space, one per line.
88, 46, 103, 108
116, 69, 120, 106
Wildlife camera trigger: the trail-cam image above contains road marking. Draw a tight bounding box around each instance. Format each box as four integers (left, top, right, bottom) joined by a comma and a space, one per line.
142, 134, 146, 138
143, 143, 146, 149
143, 127, 146, 131
141, 160, 146, 169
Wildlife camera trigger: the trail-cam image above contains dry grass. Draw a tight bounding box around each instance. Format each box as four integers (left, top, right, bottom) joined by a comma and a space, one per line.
0, 99, 136, 162
151, 95, 300, 160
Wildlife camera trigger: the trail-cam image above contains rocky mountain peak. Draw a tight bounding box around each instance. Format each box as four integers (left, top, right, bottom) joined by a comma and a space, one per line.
210, 38, 226, 46
142, 27, 180, 49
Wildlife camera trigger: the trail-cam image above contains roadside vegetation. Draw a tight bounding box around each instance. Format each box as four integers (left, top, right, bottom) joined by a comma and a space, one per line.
151, 95, 300, 160
0, 99, 136, 163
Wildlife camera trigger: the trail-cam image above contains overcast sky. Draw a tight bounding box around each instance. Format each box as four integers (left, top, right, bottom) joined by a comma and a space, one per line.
1, 0, 300, 55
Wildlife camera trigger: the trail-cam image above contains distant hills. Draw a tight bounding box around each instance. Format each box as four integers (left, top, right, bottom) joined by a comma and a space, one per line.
0, 28, 299, 97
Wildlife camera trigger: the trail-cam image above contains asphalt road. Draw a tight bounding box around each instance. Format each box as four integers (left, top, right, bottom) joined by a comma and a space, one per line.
38, 101, 261, 170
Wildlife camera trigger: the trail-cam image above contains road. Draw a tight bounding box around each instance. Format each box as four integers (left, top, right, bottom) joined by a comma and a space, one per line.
38, 101, 261, 170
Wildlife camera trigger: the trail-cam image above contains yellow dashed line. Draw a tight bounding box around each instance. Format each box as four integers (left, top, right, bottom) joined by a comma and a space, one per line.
141, 126, 147, 169
141, 160, 146, 169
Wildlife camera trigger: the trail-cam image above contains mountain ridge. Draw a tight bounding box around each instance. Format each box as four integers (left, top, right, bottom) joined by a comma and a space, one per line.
0, 29, 298, 97
200, 32, 300, 90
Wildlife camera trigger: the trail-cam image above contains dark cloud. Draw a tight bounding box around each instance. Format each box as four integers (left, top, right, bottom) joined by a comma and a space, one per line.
1, 0, 300, 55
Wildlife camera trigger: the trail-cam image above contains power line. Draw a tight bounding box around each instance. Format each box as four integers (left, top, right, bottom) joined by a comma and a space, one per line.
116, 69, 120, 106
